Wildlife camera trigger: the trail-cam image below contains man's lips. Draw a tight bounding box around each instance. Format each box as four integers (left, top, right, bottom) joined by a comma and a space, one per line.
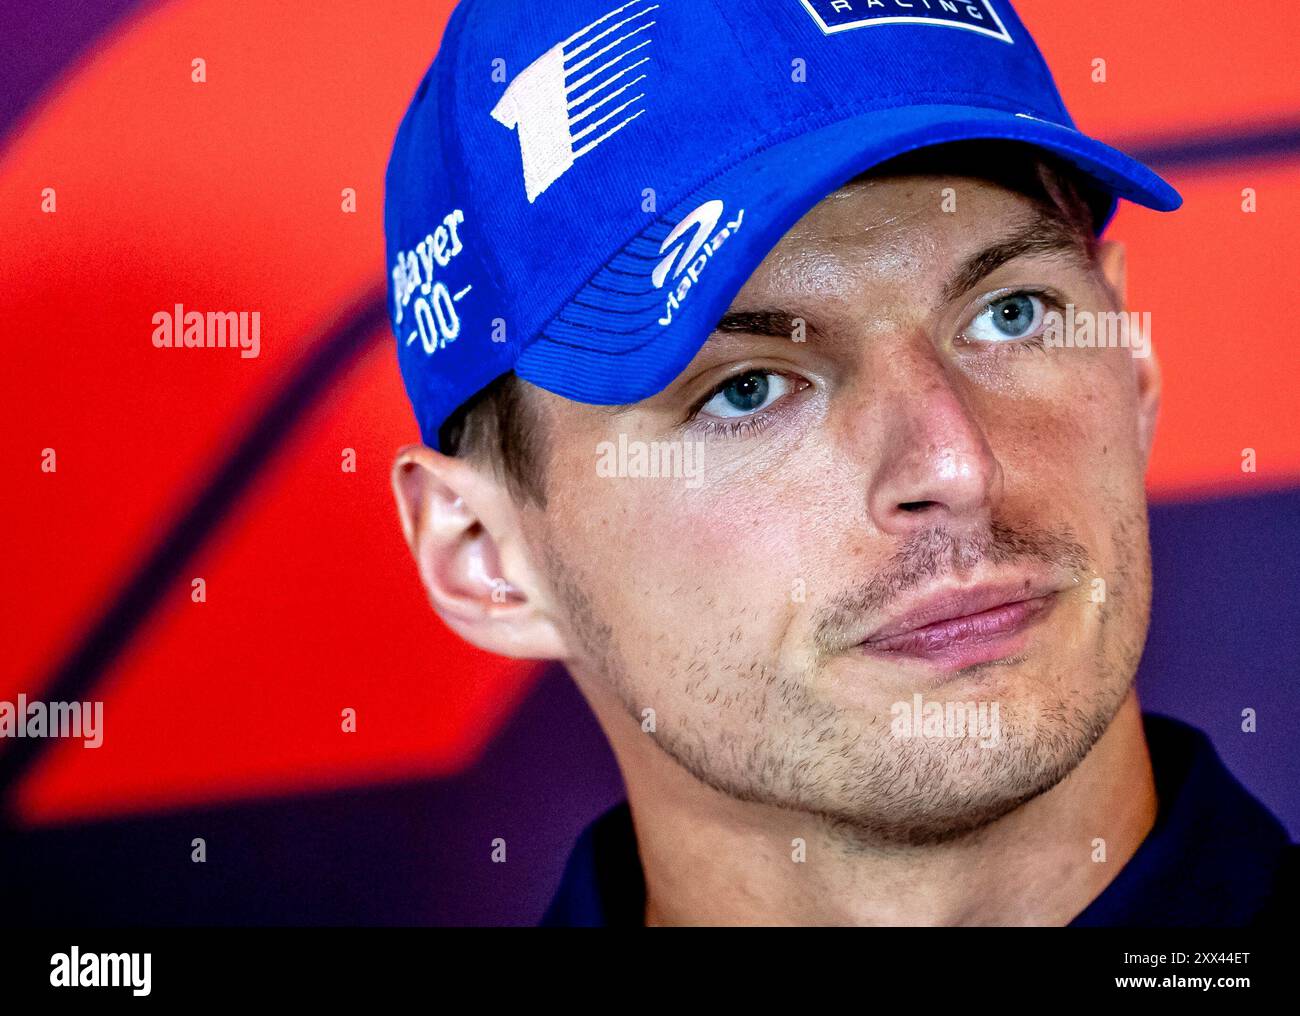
857, 580, 1064, 669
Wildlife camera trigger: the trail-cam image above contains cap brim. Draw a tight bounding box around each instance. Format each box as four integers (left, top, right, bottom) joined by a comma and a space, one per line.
514, 102, 1181, 407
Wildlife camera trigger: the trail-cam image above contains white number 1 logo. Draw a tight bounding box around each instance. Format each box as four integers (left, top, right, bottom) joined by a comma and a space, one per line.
491, 1, 658, 203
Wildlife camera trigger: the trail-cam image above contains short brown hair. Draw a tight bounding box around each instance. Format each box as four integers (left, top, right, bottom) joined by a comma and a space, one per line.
439, 370, 549, 508
856, 140, 1104, 254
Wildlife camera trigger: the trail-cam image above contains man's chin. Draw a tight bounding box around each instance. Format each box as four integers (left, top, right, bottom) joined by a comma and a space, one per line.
815, 736, 1080, 848
795, 685, 1128, 849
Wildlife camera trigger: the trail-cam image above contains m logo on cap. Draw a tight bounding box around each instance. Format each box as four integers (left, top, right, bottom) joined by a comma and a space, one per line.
798, 0, 1014, 45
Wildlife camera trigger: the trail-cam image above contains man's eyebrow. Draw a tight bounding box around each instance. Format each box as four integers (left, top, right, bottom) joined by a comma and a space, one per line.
707, 211, 1089, 344
941, 210, 1091, 305
712, 308, 809, 340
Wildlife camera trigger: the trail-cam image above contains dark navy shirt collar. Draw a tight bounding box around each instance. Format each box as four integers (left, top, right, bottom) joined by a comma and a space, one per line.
540, 714, 1295, 926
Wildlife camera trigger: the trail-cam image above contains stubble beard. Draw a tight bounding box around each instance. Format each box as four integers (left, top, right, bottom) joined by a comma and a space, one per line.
541, 505, 1152, 850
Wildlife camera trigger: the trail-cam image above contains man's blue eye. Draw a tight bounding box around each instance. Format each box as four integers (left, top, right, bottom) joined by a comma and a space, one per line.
724, 372, 768, 411
699, 371, 788, 419
967, 293, 1046, 342
994, 295, 1035, 336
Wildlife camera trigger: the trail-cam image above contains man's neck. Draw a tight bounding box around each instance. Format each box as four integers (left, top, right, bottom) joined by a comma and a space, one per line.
596, 689, 1155, 926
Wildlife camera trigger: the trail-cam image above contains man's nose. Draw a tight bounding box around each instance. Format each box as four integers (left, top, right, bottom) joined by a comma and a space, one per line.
863, 351, 1004, 539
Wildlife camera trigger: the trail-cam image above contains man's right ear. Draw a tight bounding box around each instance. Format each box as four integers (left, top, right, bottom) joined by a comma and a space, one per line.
390, 444, 569, 660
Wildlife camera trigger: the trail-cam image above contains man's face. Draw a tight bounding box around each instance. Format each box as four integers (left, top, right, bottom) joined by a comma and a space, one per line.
521, 169, 1159, 846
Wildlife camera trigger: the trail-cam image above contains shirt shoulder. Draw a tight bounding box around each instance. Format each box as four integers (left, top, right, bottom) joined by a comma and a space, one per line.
1069, 713, 1295, 926
1249, 843, 1300, 926
539, 800, 645, 927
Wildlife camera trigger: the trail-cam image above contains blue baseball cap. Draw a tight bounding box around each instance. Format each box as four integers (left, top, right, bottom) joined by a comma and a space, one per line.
384, 0, 1181, 451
